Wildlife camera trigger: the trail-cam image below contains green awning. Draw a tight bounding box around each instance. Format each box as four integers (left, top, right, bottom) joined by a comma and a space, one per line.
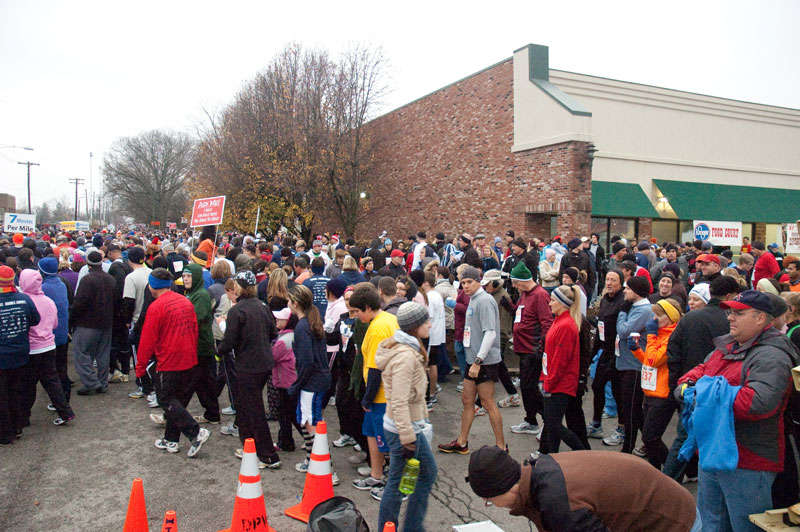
653, 179, 800, 223
592, 181, 659, 218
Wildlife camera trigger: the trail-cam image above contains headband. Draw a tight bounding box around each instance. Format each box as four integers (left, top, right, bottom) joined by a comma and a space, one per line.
148, 274, 172, 290
552, 287, 574, 308
657, 299, 680, 323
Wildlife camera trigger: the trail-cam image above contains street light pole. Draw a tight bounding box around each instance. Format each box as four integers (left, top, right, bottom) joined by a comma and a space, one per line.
18, 161, 40, 214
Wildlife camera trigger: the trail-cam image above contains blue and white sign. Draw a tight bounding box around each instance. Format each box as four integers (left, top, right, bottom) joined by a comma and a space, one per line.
3, 213, 36, 233
693, 220, 742, 246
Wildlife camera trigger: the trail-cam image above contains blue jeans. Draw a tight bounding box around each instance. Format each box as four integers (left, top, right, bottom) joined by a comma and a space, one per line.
698, 467, 776, 532
454, 341, 467, 379
378, 429, 438, 532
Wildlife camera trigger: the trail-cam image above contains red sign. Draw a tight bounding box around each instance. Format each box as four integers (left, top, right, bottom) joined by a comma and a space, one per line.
190, 195, 226, 227
167, 222, 177, 230
150, 221, 160, 226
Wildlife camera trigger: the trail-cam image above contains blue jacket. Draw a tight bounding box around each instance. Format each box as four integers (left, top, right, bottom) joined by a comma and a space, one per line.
679, 375, 742, 472
615, 299, 653, 371
41, 275, 69, 346
288, 317, 331, 396
0, 291, 41, 368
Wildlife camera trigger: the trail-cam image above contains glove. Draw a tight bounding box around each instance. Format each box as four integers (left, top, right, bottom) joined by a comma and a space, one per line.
627, 336, 639, 351
445, 298, 456, 309
500, 296, 512, 310
620, 301, 633, 313
645, 318, 659, 336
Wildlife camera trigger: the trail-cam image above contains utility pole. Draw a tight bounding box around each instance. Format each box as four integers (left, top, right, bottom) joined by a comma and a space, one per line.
18, 161, 40, 214
69, 178, 84, 220
89, 152, 93, 221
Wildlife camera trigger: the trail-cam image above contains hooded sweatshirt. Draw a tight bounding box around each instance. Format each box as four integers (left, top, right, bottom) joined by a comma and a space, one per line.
183, 263, 216, 358
40, 269, 70, 346
20, 270, 57, 354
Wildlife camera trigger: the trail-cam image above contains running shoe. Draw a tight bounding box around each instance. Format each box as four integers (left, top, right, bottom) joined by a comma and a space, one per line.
295, 458, 310, 473
150, 413, 165, 425
109, 370, 124, 383
221, 406, 236, 415
602, 428, 624, 446
333, 434, 357, 448
349, 452, 368, 465
332, 472, 339, 486
435, 383, 442, 394
220, 422, 239, 437
510, 421, 541, 435
128, 390, 145, 399
187, 428, 210, 458
633, 446, 647, 458
474, 406, 487, 416
586, 423, 604, 439
155, 439, 179, 453
370, 487, 407, 502
53, 415, 75, 426
193, 415, 220, 425
438, 440, 469, 454
456, 382, 464, 393
353, 476, 384, 490
47, 404, 57, 412
357, 465, 372, 477
498, 394, 521, 408
511, 377, 521, 388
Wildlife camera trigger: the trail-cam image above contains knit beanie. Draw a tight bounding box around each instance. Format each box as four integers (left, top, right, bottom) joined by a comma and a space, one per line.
612, 241, 626, 254
12, 233, 24, 245
38, 257, 59, 276
689, 282, 711, 303
509, 261, 532, 281
326, 277, 348, 299
626, 276, 650, 299
467, 445, 521, 498
0, 265, 15, 292
92, 234, 103, 248
567, 238, 581, 250
86, 251, 103, 267
396, 301, 429, 332
563, 267, 579, 284
460, 266, 481, 282
663, 263, 681, 278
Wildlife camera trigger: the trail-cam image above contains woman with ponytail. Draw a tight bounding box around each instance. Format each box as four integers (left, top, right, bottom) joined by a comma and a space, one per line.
287, 284, 334, 480
538, 285, 584, 455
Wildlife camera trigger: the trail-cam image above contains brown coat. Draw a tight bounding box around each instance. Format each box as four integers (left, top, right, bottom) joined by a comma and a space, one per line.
510, 451, 696, 532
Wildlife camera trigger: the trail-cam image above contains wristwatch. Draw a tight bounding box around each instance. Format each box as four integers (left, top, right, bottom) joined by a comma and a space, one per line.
474, 357, 484, 365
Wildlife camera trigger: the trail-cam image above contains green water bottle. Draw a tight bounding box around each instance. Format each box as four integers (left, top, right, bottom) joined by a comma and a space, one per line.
398, 458, 420, 495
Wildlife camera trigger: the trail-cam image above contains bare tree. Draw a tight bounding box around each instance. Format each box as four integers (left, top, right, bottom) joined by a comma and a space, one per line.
102, 130, 195, 225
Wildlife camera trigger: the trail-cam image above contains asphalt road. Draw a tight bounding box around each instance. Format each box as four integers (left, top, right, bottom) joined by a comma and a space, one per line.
0, 355, 693, 532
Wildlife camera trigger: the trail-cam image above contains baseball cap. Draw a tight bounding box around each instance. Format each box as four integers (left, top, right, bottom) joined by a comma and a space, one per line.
720, 290, 774, 315
696, 254, 720, 265
272, 307, 292, 321
390, 249, 404, 258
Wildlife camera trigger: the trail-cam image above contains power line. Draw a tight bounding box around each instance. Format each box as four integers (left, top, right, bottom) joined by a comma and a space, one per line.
18, 161, 40, 214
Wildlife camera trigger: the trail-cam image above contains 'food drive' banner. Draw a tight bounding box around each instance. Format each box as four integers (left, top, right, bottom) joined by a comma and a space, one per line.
693, 220, 742, 246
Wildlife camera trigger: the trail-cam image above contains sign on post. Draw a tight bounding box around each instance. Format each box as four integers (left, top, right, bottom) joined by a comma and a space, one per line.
693, 220, 742, 246
190, 196, 226, 227
167, 222, 177, 230
783, 223, 800, 254
4, 213, 36, 233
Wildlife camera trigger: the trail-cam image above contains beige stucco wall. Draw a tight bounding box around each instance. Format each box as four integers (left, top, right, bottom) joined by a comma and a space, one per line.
512, 45, 800, 208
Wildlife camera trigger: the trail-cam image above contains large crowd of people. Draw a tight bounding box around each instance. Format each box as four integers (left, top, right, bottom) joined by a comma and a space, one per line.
1, 225, 799, 532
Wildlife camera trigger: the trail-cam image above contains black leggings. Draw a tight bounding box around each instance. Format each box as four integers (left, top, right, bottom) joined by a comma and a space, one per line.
641, 395, 675, 469
617, 369, 644, 453
591, 352, 620, 424
518, 352, 543, 426
540, 393, 585, 454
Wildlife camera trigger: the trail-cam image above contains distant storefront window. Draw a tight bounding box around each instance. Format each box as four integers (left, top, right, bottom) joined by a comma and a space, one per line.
591, 217, 609, 250
652, 220, 679, 245
610, 218, 637, 244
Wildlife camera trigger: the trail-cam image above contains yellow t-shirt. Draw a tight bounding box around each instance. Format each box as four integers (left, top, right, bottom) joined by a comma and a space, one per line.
361, 310, 399, 404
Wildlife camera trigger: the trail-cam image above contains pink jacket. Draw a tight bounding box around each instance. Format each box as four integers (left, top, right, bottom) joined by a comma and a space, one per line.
271, 329, 297, 389
20, 269, 57, 353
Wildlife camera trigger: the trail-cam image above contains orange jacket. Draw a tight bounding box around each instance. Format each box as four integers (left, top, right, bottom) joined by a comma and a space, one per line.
632, 322, 676, 398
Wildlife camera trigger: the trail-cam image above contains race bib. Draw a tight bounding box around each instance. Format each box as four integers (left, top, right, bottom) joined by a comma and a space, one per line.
641, 365, 658, 391
615, 335, 620, 357
598, 320, 605, 342
542, 352, 548, 376
172, 261, 184, 273
515, 305, 524, 324
463, 326, 471, 348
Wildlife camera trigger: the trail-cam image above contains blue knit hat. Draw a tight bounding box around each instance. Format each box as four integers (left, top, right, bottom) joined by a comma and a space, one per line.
38, 257, 59, 276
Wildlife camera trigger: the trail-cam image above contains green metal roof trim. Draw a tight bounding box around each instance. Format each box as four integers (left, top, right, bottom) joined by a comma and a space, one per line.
592, 181, 660, 218
653, 179, 800, 223
516, 44, 592, 117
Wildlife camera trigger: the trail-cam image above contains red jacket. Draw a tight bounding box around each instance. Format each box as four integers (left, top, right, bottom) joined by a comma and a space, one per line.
453, 289, 470, 341
511, 284, 553, 355
542, 312, 580, 396
754, 252, 780, 285
135, 291, 198, 377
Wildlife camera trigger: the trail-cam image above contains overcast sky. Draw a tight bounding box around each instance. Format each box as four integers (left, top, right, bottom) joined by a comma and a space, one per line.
1, 0, 798, 213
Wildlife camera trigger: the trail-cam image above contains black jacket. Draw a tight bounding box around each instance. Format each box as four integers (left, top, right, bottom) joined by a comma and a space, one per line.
559, 249, 596, 291
217, 297, 278, 374
666, 297, 729, 392
108, 259, 132, 329
503, 250, 540, 284
70, 266, 116, 329
462, 245, 483, 270
591, 289, 625, 359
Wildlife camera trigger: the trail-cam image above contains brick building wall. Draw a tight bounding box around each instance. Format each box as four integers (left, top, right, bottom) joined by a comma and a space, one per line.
356, 59, 593, 244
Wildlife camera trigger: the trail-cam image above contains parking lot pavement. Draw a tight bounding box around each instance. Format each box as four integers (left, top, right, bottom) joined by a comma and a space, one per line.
0, 363, 692, 532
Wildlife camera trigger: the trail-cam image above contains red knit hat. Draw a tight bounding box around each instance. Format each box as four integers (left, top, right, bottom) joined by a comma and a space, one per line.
12, 233, 24, 245
0, 265, 16, 293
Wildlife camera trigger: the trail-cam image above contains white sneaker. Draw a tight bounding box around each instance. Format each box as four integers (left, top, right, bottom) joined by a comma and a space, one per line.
333, 434, 357, 448
328, 396, 336, 407
498, 394, 521, 408
193, 415, 220, 425
332, 472, 340, 486
187, 428, 210, 458
221, 406, 236, 415
357, 465, 372, 477
296, 458, 310, 473
150, 413, 165, 425
435, 383, 442, 394
456, 382, 464, 393
510, 421, 541, 435
128, 390, 145, 399
602, 428, 625, 446
512, 377, 521, 388
353, 476, 384, 490
220, 422, 239, 437
354, 443, 362, 452
474, 406, 487, 416
146, 392, 156, 402
109, 369, 124, 383
154, 439, 179, 453
349, 452, 367, 465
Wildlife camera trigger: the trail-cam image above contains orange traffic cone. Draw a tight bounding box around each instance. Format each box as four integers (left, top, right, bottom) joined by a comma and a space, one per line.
285, 420, 335, 523
160, 510, 177, 532
123, 478, 149, 532
384, 522, 396, 531
217, 438, 276, 532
